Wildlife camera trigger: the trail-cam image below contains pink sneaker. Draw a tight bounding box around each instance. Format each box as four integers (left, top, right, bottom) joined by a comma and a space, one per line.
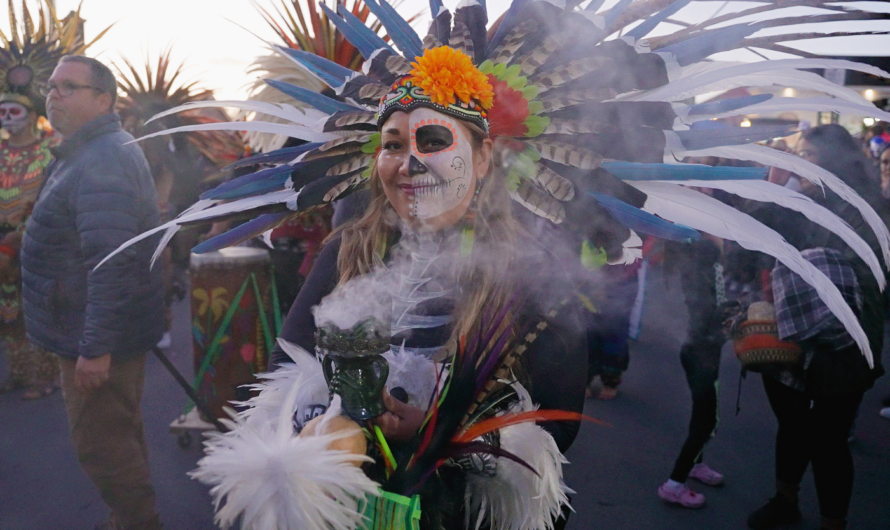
658, 481, 706, 508
689, 463, 724, 486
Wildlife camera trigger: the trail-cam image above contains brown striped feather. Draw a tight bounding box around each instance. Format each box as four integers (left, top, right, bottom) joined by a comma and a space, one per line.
510, 180, 566, 223
534, 163, 576, 201
527, 139, 603, 170
323, 172, 366, 203
326, 154, 374, 177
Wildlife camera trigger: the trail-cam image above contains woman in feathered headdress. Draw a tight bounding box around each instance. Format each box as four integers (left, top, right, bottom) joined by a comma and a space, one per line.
0, 0, 105, 399
103, 1, 890, 528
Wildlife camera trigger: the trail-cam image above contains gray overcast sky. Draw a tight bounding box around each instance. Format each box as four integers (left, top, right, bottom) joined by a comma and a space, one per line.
2, 1, 889, 100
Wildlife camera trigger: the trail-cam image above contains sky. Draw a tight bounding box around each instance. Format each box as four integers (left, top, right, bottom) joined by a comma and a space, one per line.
2, 0, 889, 101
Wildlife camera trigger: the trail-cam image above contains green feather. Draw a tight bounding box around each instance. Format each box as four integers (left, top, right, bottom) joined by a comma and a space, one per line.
581, 240, 608, 270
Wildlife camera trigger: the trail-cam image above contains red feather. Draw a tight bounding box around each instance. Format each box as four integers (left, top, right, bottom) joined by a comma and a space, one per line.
455, 410, 605, 444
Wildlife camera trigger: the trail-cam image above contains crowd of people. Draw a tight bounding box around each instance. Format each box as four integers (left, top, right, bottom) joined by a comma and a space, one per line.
2, 1, 890, 530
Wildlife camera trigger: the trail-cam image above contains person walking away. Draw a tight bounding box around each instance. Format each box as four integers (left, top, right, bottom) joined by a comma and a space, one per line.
19, 55, 165, 530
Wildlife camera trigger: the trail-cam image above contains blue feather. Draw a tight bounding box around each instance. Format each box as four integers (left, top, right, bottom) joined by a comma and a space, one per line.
317, 3, 376, 59
602, 161, 767, 181
676, 125, 796, 151
687, 94, 773, 117
428, 0, 444, 13
603, 0, 634, 29
363, 0, 423, 59
264, 79, 356, 115
625, 0, 691, 40
589, 192, 700, 242
222, 144, 323, 172
276, 47, 353, 88
487, 0, 531, 52
336, 5, 394, 54
193, 213, 290, 254
660, 23, 763, 67
201, 165, 294, 200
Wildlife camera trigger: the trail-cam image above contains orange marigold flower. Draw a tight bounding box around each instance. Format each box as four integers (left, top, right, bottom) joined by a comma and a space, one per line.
408, 46, 494, 110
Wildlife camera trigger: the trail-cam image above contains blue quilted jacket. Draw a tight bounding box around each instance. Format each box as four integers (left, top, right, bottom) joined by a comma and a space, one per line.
21, 113, 164, 359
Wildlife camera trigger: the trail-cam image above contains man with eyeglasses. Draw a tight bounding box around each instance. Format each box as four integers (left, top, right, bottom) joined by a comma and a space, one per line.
20, 55, 165, 530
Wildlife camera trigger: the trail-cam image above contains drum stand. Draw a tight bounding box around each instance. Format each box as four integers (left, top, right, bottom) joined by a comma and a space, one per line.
151, 346, 227, 448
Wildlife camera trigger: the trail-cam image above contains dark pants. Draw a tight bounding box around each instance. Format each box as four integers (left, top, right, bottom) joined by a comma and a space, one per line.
762, 376, 863, 520
670, 341, 721, 482
59, 353, 162, 530
668, 239, 725, 483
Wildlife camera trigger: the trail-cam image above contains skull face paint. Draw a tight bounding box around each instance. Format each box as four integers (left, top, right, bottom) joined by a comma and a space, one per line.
406, 108, 473, 220
378, 108, 477, 228
0, 102, 30, 136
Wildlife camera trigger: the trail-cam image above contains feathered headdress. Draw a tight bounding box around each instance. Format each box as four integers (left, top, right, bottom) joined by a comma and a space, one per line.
0, 0, 110, 114
240, 0, 417, 152
106, 0, 890, 369
115, 48, 245, 173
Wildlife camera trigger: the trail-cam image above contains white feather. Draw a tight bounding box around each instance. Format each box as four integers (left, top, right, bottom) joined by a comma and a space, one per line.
465, 382, 572, 530
191, 342, 375, 530
623, 59, 886, 104
663, 138, 890, 270
671, 179, 885, 290
682, 97, 890, 125
631, 181, 873, 367
146, 99, 330, 128
130, 120, 336, 144
607, 230, 643, 265
241, 51, 328, 152
94, 191, 295, 271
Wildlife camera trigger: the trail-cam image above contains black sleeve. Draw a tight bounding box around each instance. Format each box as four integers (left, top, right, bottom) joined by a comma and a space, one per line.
523, 309, 587, 453
268, 238, 341, 369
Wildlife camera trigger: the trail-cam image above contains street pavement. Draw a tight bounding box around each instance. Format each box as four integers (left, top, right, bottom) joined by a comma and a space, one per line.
1, 265, 888, 530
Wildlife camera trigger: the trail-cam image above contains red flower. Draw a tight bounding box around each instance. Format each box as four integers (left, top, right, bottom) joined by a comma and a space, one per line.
487, 74, 530, 138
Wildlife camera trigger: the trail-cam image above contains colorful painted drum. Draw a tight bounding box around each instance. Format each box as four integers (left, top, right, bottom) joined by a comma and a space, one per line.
190, 247, 275, 420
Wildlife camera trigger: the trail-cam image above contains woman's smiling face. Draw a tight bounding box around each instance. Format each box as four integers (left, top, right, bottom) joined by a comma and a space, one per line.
377, 108, 490, 231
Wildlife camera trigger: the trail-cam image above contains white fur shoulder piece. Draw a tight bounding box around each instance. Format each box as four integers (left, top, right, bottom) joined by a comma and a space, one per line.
464, 383, 572, 530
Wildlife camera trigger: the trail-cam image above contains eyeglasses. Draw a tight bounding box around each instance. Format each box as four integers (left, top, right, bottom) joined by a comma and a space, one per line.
37, 81, 100, 98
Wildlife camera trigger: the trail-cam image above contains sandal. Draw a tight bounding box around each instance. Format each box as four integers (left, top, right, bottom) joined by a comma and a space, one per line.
21, 384, 57, 401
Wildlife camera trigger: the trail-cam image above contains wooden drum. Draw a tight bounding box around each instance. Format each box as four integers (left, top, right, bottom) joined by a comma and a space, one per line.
190, 247, 274, 420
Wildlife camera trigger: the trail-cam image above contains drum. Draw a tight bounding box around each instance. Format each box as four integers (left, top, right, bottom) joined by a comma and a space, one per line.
190, 247, 274, 420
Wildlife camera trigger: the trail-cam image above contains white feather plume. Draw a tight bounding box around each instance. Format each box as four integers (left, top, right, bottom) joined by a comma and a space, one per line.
671, 179, 885, 290
631, 181, 873, 367
234, 339, 330, 430
626, 59, 888, 104
191, 351, 376, 530
94, 190, 295, 271
146, 99, 330, 129
131, 120, 336, 145
679, 97, 890, 125
465, 382, 572, 530
662, 139, 890, 271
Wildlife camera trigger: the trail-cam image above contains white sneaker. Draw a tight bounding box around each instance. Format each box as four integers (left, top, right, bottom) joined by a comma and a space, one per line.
156, 332, 172, 350
880, 407, 890, 421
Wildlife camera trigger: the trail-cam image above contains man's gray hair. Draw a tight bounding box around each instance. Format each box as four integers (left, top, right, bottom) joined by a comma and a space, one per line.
59, 55, 117, 109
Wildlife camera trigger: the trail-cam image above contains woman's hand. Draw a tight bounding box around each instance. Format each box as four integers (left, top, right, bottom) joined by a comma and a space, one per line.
373, 391, 426, 443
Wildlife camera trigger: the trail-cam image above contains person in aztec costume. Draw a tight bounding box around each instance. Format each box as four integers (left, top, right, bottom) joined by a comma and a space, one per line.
0, 1, 105, 399
103, 0, 890, 528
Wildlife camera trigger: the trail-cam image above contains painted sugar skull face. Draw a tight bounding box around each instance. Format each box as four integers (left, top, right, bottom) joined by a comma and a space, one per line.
0, 102, 31, 135
378, 108, 482, 230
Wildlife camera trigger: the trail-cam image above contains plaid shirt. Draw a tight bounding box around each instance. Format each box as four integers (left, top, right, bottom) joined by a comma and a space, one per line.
771, 247, 861, 350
